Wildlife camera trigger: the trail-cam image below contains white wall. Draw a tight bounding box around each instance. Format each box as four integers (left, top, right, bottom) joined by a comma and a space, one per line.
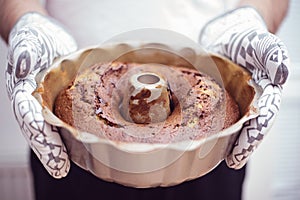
243, 0, 300, 199
0, 36, 29, 165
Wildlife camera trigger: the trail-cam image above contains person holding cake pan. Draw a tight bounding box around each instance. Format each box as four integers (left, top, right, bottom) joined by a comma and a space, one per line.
0, 0, 290, 199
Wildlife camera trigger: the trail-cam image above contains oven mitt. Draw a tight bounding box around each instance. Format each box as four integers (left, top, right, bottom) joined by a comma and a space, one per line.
199, 7, 290, 169
5, 12, 77, 178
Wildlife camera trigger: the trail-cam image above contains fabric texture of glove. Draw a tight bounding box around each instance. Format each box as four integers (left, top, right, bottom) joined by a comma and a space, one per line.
5, 12, 77, 178
199, 6, 290, 169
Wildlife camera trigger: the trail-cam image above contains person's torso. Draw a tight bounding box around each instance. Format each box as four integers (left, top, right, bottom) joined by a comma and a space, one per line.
46, 0, 237, 47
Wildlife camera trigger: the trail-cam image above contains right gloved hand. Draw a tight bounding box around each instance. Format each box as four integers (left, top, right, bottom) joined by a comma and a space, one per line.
5, 12, 77, 178
199, 7, 289, 169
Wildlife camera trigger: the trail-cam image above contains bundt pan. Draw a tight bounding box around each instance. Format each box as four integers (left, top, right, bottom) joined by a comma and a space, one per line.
33, 42, 261, 188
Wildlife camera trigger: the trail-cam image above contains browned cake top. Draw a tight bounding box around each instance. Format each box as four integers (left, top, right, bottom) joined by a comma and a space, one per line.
54, 62, 240, 143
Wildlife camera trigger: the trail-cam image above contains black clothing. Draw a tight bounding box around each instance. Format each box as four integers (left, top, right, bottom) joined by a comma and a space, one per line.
30, 150, 246, 200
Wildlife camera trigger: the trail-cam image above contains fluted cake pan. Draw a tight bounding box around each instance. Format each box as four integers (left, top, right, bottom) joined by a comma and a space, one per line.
33, 43, 261, 188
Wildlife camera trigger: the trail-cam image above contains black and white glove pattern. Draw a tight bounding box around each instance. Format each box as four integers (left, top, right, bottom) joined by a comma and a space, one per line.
199, 7, 290, 169
5, 13, 77, 178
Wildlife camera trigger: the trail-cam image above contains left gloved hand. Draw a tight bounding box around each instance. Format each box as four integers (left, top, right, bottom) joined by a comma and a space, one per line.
5, 12, 77, 178
199, 6, 290, 169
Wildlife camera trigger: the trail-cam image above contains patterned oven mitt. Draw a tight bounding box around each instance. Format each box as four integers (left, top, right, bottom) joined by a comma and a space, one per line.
5, 13, 77, 178
199, 7, 290, 169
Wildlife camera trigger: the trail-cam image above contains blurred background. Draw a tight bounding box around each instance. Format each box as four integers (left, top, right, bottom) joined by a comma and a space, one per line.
0, 0, 299, 199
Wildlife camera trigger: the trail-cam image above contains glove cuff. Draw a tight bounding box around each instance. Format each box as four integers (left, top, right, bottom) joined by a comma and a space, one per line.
199, 6, 267, 48
9, 12, 47, 43
9, 12, 76, 49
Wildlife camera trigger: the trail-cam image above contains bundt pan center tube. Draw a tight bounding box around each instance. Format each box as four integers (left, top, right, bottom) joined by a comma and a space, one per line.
122, 71, 171, 124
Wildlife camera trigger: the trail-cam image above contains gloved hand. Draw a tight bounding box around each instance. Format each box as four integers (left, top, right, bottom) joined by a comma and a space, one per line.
5, 12, 77, 178
199, 7, 290, 169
